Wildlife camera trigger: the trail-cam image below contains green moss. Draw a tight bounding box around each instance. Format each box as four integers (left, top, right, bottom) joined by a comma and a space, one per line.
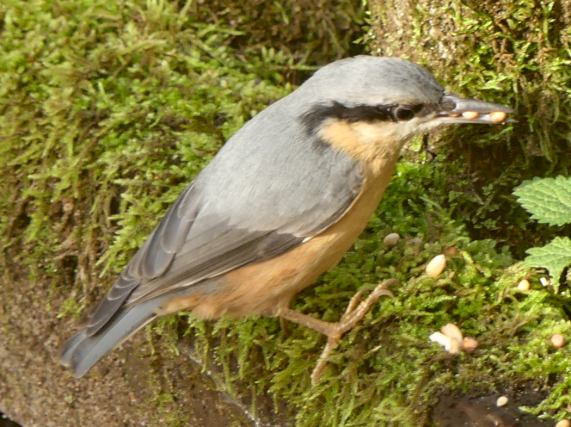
176, 161, 571, 424
3, 0, 571, 425
189, 0, 365, 73
368, 0, 571, 256
0, 0, 291, 307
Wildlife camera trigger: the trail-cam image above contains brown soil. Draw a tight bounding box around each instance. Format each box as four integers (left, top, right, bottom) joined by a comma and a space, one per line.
0, 271, 288, 426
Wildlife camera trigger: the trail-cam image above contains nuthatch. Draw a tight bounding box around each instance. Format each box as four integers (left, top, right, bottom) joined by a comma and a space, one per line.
60, 56, 512, 380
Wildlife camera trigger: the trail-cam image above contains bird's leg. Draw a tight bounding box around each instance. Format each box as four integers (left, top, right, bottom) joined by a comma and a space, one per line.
279, 278, 397, 385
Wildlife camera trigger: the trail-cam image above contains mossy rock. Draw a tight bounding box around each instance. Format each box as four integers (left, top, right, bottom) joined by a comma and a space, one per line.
2, 0, 571, 426
0, 0, 291, 425
368, 0, 571, 255
190, 0, 365, 71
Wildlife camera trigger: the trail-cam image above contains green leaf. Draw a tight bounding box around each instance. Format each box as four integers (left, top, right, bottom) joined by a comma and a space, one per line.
524, 237, 571, 285
514, 176, 571, 226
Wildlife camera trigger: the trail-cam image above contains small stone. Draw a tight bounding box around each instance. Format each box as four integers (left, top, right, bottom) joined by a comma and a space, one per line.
489, 111, 507, 123
540, 277, 550, 287
517, 279, 531, 291
462, 111, 479, 120
383, 232, 400, 248
556, 420, 571, 427
551, 334, 565, 349
426, 254, 447, 278
462, 337, 479, 353
496, 395, 508, 407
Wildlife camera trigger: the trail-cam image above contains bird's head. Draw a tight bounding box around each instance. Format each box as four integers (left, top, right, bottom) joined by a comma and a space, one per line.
297, 56, 513, 159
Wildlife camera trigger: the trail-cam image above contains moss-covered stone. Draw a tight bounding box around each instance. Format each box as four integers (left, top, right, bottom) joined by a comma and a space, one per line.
0, 0, 294, 424
190, 0, 365, 71
2, 0, 571, 426
369, 0, 571, 255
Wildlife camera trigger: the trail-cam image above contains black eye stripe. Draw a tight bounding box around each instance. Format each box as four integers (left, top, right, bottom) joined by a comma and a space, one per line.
301, 101, 424, 133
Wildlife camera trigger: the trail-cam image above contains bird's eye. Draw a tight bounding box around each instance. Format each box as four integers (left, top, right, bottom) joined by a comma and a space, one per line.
393, 106, 416, 121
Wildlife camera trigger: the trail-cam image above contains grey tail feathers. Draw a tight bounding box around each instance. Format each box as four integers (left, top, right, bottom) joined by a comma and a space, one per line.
60, 297, 164, 377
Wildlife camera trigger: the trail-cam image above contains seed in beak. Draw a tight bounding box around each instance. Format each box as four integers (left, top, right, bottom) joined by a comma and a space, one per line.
489, 111, 507, 123
461, 111, 479, 120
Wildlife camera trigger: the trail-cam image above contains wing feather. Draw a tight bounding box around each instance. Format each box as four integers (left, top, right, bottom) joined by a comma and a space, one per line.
85, 111, 364, 335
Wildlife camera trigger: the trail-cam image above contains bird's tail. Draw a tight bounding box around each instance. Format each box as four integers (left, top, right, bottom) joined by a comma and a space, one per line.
60, 297, 164, 378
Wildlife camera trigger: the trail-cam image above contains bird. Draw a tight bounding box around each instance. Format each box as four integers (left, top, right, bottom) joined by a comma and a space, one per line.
60, 55, 513, 382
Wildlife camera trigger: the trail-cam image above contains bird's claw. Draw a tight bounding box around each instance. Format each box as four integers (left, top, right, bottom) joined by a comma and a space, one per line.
310, 278, 397, 385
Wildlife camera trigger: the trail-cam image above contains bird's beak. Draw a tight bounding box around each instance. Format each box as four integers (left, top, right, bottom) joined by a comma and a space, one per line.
436, 94, 514, 125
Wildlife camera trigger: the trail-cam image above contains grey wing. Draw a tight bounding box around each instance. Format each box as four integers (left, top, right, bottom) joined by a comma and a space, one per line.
86, 184, 198, 334
85, 107, 364, 336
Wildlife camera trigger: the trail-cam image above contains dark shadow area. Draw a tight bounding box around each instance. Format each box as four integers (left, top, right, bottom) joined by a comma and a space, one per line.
0, 412, 21, 427
432, 387, 550, 427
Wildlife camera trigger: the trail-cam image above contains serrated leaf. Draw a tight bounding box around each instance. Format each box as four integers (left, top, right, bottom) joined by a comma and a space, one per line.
514, 176, 571, 226
524, 237, 571, 287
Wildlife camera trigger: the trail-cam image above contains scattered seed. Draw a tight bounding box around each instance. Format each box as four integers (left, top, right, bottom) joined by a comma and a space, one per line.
489, 111, 507, 123
443, 246, 458, 257
517, 279, 531, 291
551, 334, 565, 349
429, 332, 460, 354
447, 337, 461, 354
431, 324, 473, 355
426, 254, 446, 278
428, 27, 443, 39
430, 332, 451, 348
496, 396, 508, 407
383, 232, 400, 248
441, 323, 463, 343
462, 111, 479, 120
556, 420, 571, 427
462, 337, 479, 353
63, 201, 74, 213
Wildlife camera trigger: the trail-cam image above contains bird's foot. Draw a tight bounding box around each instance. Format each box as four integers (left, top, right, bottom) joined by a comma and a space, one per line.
279, 278, 397, 385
